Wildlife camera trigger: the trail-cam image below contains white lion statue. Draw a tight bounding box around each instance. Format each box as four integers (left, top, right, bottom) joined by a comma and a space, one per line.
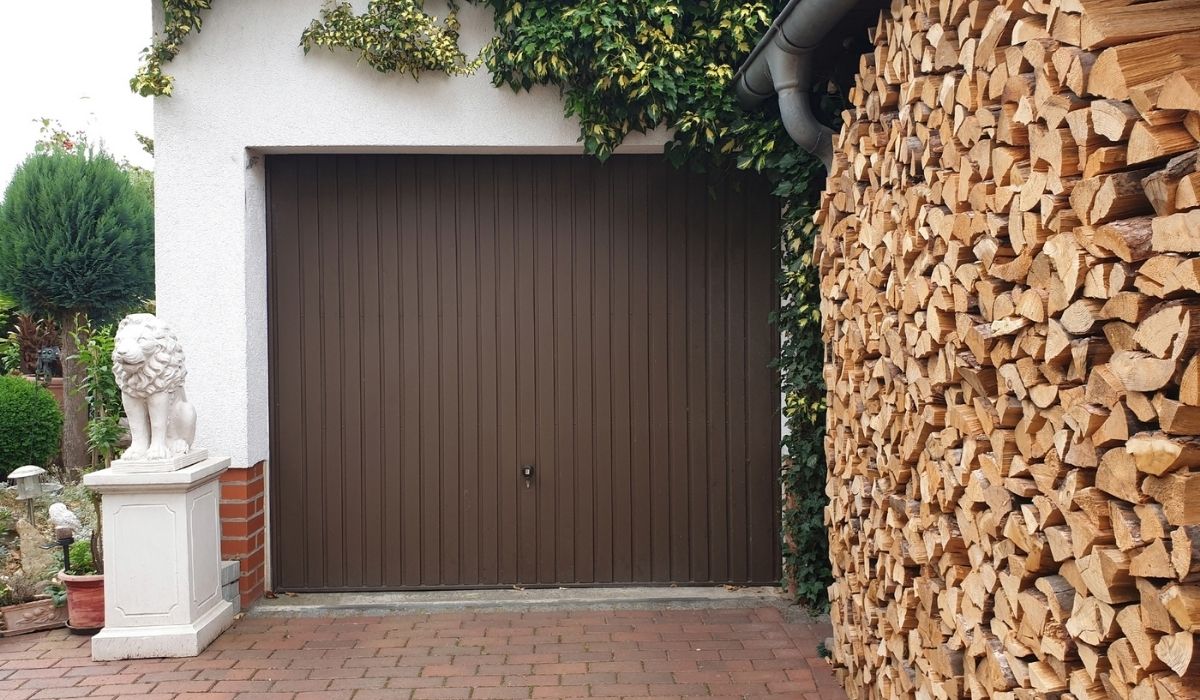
112, 313, 196, 461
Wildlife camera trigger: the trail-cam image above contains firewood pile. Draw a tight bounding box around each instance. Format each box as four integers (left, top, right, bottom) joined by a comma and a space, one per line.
817, 0, 1200, 697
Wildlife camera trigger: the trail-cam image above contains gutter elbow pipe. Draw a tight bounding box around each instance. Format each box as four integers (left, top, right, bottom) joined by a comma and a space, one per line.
767, 47, 836, 169
733, 0, 855, 172
778, 85, 836, 170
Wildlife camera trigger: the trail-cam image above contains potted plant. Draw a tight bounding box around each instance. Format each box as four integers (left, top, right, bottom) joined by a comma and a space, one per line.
57, 537, 103, 633
53, 320, 127, 634
0, 571, 67, 637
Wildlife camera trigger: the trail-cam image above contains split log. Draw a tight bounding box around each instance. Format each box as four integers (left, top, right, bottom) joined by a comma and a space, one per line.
1151, 209, 1200, 253
1080, 1, 1200, 51
1088, 32, 1200, 100
1158, 67, 1200, 111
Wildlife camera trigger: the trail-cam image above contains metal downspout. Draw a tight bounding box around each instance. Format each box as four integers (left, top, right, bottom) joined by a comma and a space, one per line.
733, 0, 856, 171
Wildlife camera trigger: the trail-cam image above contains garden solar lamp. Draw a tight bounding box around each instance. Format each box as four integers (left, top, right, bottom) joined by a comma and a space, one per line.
6, 465, 63, 525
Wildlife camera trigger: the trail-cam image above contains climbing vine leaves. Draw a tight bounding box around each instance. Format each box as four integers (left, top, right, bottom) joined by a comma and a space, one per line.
774, 152, 832, 606
301, 1, 484, 78
135, 0, 833, 606
482, 1, 775, 163
131, 0, 212, 96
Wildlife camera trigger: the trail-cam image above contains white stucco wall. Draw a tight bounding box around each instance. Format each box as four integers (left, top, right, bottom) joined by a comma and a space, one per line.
154, 0, 669, 468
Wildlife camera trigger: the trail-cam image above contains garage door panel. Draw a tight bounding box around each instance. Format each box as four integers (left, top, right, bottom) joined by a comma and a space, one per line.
267, 157, 304, 589
686, 177, 711, 583
434, 156, 461, 587
706, 191, 730, 585
725, 186, 750, 584
316, 157, 343, 589
416, 164, 440, 587
296, 157, 324, 588
549, 157, 572, 584
474, 156, 501, 587
532, 161, 555, 585
363, 162, 385, 589
666, 173, 690, 583
591, 165, 615, 584
339, 154, 367, 588
376, 156, 401, 587
493, 157, 521, 587
513, 158, 539, 586
463, 162, 482, 587
647, 168, 672, 584
626, 164, 652, 584
747, 190, 781, 582
268, 154, 780, 590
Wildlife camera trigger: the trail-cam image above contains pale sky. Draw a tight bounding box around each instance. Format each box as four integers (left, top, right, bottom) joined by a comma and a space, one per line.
0, 1, 154, 191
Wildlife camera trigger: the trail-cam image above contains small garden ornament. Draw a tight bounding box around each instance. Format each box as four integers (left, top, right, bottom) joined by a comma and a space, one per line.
48, 503, 83, 536
34, 347, 60, 386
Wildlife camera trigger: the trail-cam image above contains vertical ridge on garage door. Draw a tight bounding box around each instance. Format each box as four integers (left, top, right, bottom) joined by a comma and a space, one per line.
268, 154, 780, 591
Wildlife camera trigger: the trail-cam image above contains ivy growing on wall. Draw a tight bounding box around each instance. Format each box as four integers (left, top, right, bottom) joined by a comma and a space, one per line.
301, 1, 484, 78
773, 153, 832, 606
134, 0, 484, 94
482, 1, 777, 164
131, 0, 212, 96
135, 0, 835, 607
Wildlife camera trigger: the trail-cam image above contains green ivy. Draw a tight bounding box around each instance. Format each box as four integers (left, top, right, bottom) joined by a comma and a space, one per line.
132, 0, 213, 96
481, 1, 775, 163
773, 153, 831, 606
301, 0, 484, 78
132, 0, 834, 607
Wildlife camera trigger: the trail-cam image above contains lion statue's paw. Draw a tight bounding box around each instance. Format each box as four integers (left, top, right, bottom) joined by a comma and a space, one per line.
169, 439, 190, 456
122, 446, 148, 461
145, 445, 170, 460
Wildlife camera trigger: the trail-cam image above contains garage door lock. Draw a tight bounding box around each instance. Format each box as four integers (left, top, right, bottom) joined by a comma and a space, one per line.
520, 464, 535, 488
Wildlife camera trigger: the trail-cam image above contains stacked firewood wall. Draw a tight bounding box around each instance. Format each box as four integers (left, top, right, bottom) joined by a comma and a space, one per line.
818, 0, 1200, 697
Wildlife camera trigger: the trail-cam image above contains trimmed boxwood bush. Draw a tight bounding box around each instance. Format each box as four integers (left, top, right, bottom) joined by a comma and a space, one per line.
0, 375, 62, 477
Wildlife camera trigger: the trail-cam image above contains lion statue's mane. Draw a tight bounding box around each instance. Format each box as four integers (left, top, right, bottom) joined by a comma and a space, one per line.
112, 316, 188, 399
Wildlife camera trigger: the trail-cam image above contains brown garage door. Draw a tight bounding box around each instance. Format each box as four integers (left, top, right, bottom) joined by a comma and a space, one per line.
266, 154, 779, 591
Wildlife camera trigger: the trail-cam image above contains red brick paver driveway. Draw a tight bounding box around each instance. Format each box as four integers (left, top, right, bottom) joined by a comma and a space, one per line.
0, 606, 844, 699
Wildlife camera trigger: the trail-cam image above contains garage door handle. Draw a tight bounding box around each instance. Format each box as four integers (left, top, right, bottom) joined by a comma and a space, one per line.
521, 464, 534, 488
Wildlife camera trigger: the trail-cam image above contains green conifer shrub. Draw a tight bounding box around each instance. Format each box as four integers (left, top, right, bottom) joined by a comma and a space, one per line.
0, 149, 152, 470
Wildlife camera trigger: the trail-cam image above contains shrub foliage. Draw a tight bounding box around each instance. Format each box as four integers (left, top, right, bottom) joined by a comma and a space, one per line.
0, 149, 153, 322
0, 375, 63, 477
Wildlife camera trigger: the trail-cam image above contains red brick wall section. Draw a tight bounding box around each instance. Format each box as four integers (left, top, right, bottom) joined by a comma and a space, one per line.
219, 461, 266, 609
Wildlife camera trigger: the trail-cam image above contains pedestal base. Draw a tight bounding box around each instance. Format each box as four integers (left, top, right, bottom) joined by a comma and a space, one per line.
90, 598, 236, 661
84, 457, 236, 661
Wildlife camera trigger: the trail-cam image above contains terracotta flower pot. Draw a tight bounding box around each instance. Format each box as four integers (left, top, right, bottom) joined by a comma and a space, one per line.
57, 571, 104, 634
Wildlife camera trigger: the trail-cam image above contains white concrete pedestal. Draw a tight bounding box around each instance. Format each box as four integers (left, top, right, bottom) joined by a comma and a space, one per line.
83, 457, 238, 661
